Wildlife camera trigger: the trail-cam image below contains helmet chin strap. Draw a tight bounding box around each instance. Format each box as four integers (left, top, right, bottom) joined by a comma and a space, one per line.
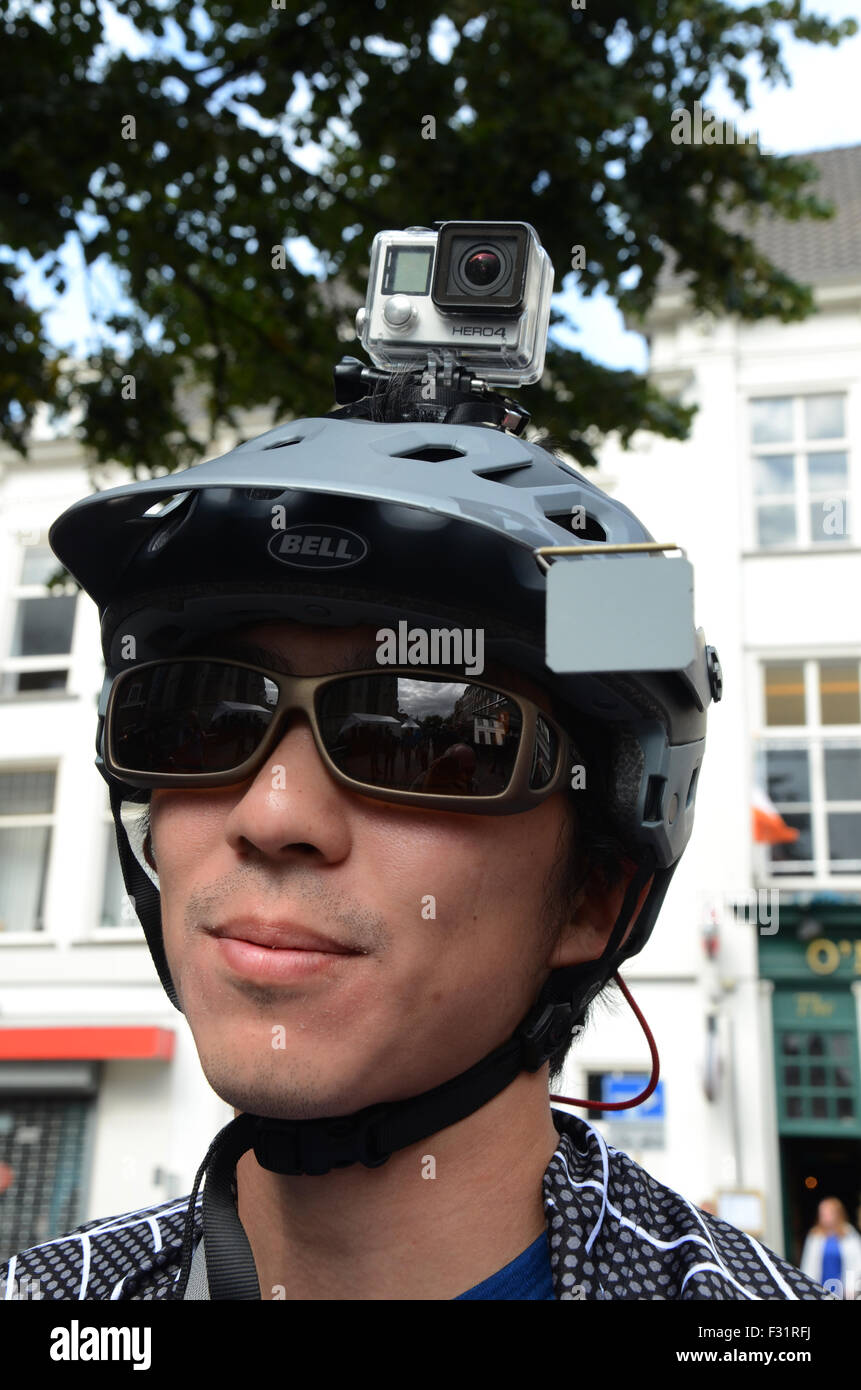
172, 854, 656, 1299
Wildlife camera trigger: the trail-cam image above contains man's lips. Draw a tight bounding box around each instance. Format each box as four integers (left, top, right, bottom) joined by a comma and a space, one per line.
206, 919, 366, 984
206, 919, 363, 954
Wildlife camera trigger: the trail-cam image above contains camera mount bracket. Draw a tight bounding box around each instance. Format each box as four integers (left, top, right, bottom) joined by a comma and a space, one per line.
331, 353, 531, 434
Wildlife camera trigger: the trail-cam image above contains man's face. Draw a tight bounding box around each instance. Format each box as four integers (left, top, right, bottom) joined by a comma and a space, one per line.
150, 620, 581, 1121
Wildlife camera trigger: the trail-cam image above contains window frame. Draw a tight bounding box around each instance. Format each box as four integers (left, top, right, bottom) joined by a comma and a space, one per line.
0, 764, 59, 937
1, 536, 79, 699
747, 391, 853, 552
754, 655, 861, 887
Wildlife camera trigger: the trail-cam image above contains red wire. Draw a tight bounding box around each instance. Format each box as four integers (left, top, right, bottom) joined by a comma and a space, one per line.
549, 971, 660, 1110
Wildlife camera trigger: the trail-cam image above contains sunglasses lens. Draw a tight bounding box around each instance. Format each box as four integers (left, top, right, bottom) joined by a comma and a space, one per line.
317, 675, 523, 796
110, 661, 279, 774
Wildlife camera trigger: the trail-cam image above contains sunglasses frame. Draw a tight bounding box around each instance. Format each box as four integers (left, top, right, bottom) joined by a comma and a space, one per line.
103, 656, 574, 815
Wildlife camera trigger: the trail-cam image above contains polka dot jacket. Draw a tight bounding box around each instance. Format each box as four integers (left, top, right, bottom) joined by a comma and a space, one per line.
0, 1107, 834, 1300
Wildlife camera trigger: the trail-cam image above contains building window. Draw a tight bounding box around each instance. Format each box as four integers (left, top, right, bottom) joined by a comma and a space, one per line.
0, 769, 56, 933
757, 659, 861, 880
750, 393, 850, 549
1, 542, 77, 696
773, 989, 861, 1137
779, 1030, 857, 1123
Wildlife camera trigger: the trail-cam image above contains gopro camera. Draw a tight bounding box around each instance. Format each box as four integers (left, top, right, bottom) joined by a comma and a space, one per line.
355, 221, 554, 387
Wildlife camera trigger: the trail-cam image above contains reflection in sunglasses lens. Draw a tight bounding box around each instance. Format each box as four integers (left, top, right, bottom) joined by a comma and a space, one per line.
318, 675, 522, 795
112, 661, 278, 773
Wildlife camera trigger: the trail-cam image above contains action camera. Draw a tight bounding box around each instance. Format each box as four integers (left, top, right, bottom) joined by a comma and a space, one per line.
355, 221, 554, 388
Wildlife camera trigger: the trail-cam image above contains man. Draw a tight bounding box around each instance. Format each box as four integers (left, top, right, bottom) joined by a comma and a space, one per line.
1, 410, 832, 1300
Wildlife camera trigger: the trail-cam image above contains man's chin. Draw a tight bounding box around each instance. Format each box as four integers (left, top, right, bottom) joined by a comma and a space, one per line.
200, 1060, 373, 1123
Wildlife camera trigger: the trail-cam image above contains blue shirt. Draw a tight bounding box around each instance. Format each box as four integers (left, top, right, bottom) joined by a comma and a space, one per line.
454, 1231, 555, 1300
821, 1234, 843, 1284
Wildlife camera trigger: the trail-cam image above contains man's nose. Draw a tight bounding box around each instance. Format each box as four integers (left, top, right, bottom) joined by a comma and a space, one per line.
221, 713, 352, 859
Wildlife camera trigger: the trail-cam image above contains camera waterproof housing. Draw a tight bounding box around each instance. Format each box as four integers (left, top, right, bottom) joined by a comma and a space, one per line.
356, 221, 554, 388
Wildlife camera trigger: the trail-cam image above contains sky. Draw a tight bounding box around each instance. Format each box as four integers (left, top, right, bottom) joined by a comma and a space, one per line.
12, 0, 861, 395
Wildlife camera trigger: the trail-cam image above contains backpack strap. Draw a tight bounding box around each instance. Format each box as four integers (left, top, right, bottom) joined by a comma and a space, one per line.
183, 1237, 210, 1300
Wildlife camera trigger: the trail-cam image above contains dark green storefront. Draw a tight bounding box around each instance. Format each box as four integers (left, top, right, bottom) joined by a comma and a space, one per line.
757, 896, 861, 1264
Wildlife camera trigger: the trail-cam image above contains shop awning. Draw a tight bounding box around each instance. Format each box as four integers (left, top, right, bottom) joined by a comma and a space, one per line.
0, 1028, 175, 1061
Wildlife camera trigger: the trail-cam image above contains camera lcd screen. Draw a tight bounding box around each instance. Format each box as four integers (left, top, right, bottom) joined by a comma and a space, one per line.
384, 247, 433, 295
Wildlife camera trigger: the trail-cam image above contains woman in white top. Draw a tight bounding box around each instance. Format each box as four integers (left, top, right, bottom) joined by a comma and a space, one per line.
800, 1197, 861, 1299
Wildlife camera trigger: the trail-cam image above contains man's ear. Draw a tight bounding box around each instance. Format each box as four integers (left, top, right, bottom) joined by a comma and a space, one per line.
546, 858, 654, 971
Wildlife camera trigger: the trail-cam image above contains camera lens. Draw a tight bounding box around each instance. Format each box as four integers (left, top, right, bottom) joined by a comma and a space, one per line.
463, 250, 501, 286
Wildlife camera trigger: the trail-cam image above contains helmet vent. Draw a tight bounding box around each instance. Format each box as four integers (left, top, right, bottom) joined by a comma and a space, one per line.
142, 492, 191, 518
475, 463, 532, 484
394, 446, 466, 462
263, 437, 302, 450
686, 764, 700, 808
544, 509, 608, 543
644, 775, 666, 823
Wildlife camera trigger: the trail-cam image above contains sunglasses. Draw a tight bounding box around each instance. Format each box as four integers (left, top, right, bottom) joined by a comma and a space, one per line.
103, 657, 573, 814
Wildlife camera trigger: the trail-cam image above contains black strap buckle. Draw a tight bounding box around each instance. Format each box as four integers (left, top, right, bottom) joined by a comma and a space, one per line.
252, 1104, 393, 1176
516, 1001, 576, 1071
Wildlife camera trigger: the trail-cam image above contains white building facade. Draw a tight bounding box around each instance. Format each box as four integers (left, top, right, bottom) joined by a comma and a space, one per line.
559, 143, 861, 1266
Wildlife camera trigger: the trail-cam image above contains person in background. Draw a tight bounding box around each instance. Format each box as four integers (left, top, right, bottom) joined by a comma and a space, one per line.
801, 1197, 861, 1299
